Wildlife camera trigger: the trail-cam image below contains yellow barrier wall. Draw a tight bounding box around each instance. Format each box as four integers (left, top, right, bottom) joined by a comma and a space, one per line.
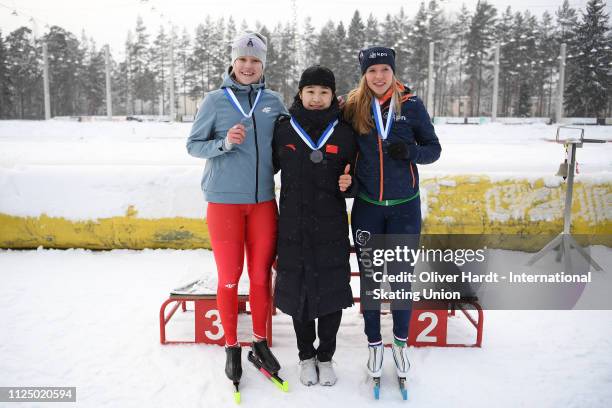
1, 177, 610, 250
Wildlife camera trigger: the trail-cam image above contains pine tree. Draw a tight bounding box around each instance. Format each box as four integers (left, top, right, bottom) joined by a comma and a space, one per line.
123, 30, 134, 115
535, 11, 558, 117
334, 22, 351, 96
427, 0, 447, 44
239, 19, 249, 33
364, 13, 380, 48
79, 39, 106, 115
496, 6, 514, 116
43, 26, 82, 116
82, 39, 105, 115
390, 7, 409, 76
301, 17, 318, 69
259, 26, 281, 93
451, 4, 471, 116
225, 16, 237, 58
210, 18, 228, 88
555, 0, 579, 107
8, 27, 43, 119
192, 18, 215, 98
318, 21, 339, 81
0, 30, 13, 118
222, 15, 237, 91
465, 0, 497, 116
515, 11, 538, 117
409, 3, 431, 95
176, 28, 193, 116
381, 13, 399, 52
103, 43, 120, 117
131, 16, 155, 114
557, 0, 579, 45
564, 0, 611, 117
277, 22, 298, 103
151, 25, 169, 115
168, 27, 179, 118
427, 0, 451, 115
346, 11, 366, 91
114, 53, 129, 116
74, 29, 90, 115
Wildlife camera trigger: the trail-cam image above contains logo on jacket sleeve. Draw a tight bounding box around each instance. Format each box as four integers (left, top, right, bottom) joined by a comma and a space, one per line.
262, 107, 272, 113
355, 229, 371, 246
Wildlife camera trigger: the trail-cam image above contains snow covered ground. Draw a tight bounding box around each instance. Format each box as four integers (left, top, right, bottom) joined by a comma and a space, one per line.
1, 248, 611, 407
0, 120, 610, 220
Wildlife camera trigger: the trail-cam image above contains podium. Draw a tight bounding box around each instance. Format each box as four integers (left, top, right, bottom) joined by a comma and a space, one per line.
160, 263, 484, 348
159, 280, 273, 346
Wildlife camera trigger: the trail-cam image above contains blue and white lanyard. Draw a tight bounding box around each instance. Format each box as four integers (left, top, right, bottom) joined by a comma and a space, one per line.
223, 87, 263, 118
372, 96, 395, 140
289, 117, 339, 151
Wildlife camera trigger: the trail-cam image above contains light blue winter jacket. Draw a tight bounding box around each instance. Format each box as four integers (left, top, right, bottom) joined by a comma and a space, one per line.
186, 73, 287, 204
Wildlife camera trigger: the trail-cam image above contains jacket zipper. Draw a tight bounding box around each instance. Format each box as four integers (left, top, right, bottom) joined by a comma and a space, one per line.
377, 137, 384, 201
248, 87, 260, 203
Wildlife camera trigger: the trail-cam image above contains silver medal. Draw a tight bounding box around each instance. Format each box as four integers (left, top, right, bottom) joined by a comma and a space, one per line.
310, 150, 324, 163
289, 117, 338, 165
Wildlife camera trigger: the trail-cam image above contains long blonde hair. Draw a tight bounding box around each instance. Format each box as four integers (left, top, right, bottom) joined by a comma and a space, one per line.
343, 76, 403, 135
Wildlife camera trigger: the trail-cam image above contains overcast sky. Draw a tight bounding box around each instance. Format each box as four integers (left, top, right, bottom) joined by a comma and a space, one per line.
0, 0, 606, 57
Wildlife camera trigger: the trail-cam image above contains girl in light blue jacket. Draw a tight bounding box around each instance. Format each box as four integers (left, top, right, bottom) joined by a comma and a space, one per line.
186, 31, 287, 393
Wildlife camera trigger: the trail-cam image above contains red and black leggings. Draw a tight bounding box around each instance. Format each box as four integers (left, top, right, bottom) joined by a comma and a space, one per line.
206, 200, 278, 346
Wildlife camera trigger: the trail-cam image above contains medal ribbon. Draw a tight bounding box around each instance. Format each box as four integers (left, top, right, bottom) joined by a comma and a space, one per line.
372, 96, 395, 140
223, 87, 263, 118
289, 117, 339, 151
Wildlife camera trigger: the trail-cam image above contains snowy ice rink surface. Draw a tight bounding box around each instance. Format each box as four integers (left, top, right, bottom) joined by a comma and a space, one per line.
1, 248, 611, 407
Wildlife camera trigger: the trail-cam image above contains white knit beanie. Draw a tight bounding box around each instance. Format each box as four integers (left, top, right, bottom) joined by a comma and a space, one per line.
231, 31, 268, 67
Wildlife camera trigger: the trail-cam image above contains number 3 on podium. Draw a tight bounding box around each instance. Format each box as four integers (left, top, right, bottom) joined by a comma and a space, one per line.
204, 309, 224, 341
194, 300, 226, 345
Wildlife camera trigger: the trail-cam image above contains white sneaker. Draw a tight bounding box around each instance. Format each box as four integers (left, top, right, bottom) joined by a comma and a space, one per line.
367, 343, 384, 377
299, 357, 318, 386
317, 360, 337, 386
392, 343, 411, 377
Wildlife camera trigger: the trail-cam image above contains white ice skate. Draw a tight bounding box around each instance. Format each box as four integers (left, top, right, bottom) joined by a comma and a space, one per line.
368, 343, 384, 399
392, 343, 411, 377
367, 343, 384, 377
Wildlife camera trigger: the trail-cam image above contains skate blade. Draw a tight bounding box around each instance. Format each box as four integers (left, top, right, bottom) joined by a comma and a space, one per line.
399, 377, 408, 401
271, 376, 289, 392
373, 377, 381, 400
233, 382, 241, 404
